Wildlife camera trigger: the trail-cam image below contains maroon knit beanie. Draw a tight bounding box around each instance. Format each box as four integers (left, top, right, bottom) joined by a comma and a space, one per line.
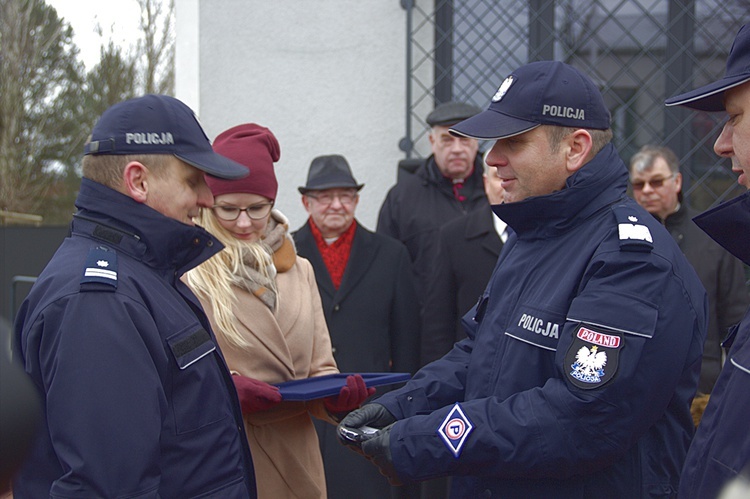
207, 123, 280, 200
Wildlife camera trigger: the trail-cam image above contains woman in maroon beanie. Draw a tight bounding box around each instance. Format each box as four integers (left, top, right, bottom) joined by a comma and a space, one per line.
186, 123, 372, 498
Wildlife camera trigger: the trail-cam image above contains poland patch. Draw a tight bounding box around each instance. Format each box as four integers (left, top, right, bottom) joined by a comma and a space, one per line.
437, 403, 473, 457
564, 325, 622, 390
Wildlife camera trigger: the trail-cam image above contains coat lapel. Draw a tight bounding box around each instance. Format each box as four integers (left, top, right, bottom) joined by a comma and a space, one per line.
294, 223, 336, 299
335, 224, 377, 303
295, 222, 378, 303
232, 290, 297, 378
465, 205, 503, 257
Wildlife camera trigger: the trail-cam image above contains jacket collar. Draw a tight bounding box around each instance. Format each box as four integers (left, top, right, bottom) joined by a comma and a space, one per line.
491, 143, 628, 239
336, 224, 377, 298
463, 204, 495, 239
417, 155, 486, 201
464, 205, 504, 257
295, 222, 334, 296
693, 190, 750, 265
72, 178, 224, 275
651, 202, 690, 229
664, 202, 686, 225
295, 221, 376, 300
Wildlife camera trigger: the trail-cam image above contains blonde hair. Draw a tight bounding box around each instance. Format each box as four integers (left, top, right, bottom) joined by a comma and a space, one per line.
186, 208, 275, 349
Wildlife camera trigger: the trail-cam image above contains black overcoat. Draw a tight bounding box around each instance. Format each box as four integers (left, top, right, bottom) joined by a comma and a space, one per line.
376, 155, 487, 307
420, 204, 503, 366
663, 204, 749, 393
293, 221, 420, 499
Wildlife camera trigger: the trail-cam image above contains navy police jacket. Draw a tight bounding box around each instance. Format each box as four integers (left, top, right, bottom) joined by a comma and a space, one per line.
679, 191, 750, 499
13, 179, 256, 498
376, 155, 486, 306
375, 144, 707, 498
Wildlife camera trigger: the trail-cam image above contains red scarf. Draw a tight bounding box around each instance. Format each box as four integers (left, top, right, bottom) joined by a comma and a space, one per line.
309, 219, 356, 290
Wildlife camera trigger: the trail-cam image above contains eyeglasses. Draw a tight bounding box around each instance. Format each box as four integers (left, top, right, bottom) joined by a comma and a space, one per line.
305, 191, 357, 206
630, 174, 675, 191
211, 202, 274, 221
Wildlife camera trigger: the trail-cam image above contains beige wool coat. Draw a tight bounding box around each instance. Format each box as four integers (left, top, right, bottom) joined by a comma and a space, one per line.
197, 227, 339, 499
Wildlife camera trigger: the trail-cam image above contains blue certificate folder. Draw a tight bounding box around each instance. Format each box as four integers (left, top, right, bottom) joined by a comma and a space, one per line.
275, 372, 411, 401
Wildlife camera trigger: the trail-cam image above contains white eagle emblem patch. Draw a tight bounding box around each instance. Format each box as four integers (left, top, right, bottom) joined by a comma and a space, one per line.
492, 75, 515, 102
570, 345, 607, 384
565, 326, 622, 389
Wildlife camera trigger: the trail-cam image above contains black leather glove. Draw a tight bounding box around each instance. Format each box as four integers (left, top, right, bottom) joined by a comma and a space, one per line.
337, 403, 396, 450
361, 424, 402, 486
339, 403, 395, 429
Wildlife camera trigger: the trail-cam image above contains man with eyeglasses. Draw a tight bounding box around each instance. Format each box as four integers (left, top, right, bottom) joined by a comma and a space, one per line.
293, 154, 420, 499
665, 23, 750, 499
629, 144, 748, 396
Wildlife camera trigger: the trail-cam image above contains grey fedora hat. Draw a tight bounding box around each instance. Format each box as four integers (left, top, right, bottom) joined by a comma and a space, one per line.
298, 154, 364, 194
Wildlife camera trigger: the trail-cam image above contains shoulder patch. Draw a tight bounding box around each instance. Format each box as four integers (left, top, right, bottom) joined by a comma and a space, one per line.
167, 328, 215, 369
611, 204, 653, 252
437, 403, 474, 458
80, 246, 118, 291
565, 325, 622, 389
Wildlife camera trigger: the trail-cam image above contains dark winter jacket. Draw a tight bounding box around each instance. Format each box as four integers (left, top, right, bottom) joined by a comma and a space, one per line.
294, 220, 420, 499
680, 191, 750, 499
661, 203, 749, 393
376, 155, 486, 306
12, 178, 256, 498
420, 204, 503, 366
375, 144, 707, 498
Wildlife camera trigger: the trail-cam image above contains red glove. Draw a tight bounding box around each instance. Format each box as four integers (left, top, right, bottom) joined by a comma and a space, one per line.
232, 375, 282, 414
324, 374, 376, 415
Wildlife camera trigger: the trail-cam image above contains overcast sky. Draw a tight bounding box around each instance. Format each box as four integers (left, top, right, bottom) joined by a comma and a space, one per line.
46, 0, 142, 70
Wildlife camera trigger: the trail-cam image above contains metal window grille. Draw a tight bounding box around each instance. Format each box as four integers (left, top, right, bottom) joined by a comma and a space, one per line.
400, 0, 747, 212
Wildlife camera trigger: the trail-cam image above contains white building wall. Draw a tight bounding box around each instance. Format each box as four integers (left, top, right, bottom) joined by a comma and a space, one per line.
176, 0, 410, 231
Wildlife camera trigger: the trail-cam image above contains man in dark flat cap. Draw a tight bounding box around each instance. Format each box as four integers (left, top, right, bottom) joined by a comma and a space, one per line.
376, 101, 485, 499
376, 102, 486, 320
293, 154, 420, 499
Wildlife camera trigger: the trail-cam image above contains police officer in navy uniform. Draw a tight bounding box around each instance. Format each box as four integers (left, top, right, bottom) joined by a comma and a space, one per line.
339, 61, 707, 498
12, 95, 257, 498
665, 24, 750, 499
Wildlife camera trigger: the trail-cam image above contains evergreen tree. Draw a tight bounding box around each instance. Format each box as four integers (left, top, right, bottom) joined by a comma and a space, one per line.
0, 0, 175, 225
0, 0, 85, 222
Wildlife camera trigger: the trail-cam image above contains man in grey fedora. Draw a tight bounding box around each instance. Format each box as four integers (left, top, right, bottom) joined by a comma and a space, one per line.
292, 154, 420, 499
